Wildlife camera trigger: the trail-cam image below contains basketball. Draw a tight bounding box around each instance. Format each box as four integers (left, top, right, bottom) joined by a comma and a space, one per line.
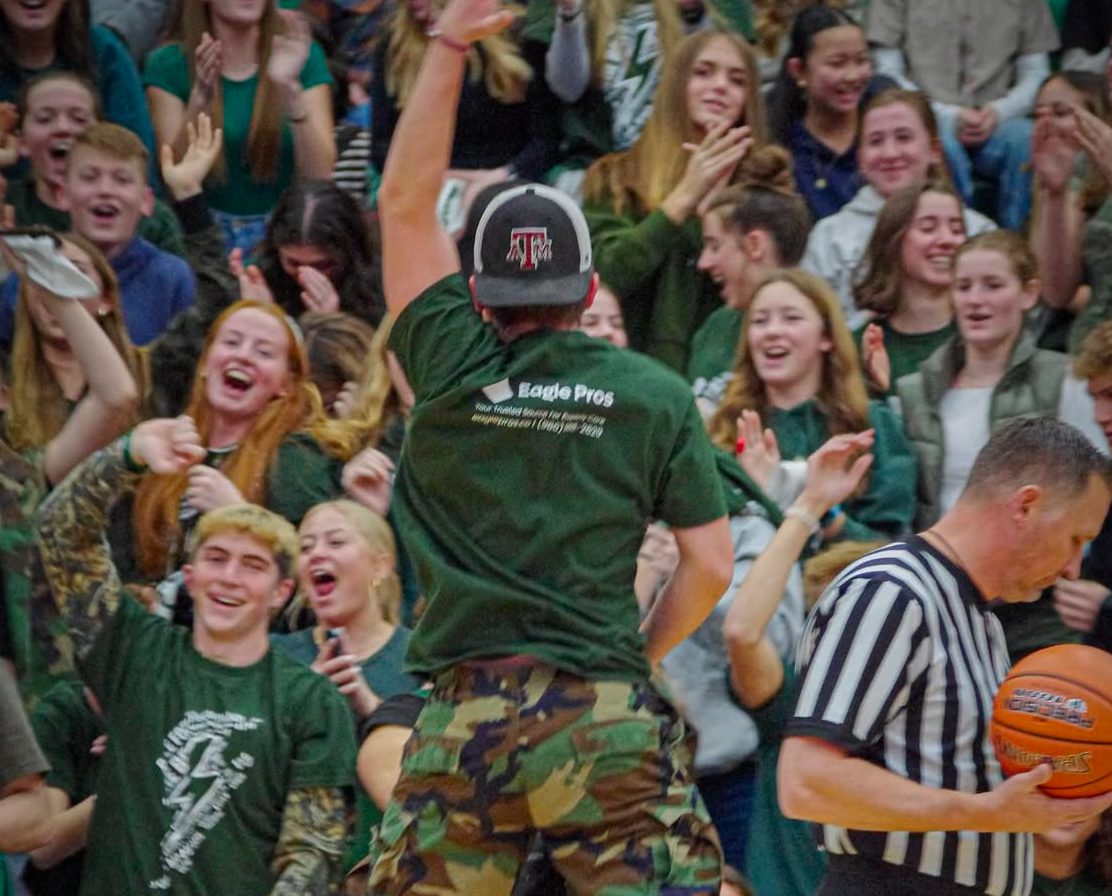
990, 644, 1112, 798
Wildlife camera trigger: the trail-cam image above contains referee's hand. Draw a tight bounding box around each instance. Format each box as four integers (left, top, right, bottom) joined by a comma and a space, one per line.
985, 763, 1112, 832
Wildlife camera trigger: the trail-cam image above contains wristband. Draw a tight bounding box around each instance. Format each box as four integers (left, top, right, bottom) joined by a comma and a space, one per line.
820, 503, 843, 528
426, 25, 470, 53
784, 505, 820, 533
122, 431, 147, 474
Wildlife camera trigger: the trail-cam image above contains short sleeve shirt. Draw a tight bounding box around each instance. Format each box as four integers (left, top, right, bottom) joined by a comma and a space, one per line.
143, 41, 333, 215
389, 274, 727, 681
866, 0, 1059, 107
77, 596, 356, 896
0, 662, 47, 789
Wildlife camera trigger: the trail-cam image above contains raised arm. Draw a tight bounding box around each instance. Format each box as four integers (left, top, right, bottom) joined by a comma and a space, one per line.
376, 0, 516, 317
268, 12, 336, 181
724, 432, 874, 709
36, 418, 206, 659
269, 786, 348, 896
35, 289, 139, 487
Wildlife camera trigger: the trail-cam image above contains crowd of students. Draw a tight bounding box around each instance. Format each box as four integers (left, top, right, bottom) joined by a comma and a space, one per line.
3, 0, 1112, 895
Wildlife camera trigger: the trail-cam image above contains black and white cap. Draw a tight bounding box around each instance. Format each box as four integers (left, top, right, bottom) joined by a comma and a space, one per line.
472, 183, 593, 307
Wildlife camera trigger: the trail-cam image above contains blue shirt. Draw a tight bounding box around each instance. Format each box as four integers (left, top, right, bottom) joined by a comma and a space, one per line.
788, 118, 862, 221
1, 237, 195, 348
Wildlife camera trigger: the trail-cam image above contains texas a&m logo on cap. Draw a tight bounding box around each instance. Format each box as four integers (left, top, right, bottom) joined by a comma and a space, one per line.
507, 227, 552, 271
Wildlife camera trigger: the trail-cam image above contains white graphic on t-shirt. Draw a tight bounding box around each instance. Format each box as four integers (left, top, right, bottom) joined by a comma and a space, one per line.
150, 710, 263, 888
482, 378, 514, 404
603, 7, 661, 150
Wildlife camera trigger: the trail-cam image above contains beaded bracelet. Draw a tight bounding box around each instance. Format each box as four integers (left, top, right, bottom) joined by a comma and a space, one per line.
784, 505, 820, 533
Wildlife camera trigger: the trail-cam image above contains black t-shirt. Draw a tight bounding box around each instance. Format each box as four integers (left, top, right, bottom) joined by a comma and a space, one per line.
1061, 0, 1112, 54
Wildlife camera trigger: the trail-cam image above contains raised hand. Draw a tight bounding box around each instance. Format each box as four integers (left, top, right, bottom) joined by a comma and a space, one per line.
1074, 105, 1112, 186
861, 322, 891, 395
297, 265, 341, 313
798, 430, 875, 515
435, 0, 518, 45
129, 416, 207, 474
190, 32, 223, 108
330, 380, 360, 418
665, 122, 752, 223
342, 447, 395, 517
184, 464, 244, 513
735, 409, 780, 492
267, 10, 312, 91
159, 113, 223, 201
228, 248, 274, 303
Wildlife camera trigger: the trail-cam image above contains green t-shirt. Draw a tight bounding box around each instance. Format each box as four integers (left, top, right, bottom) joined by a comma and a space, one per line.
143, 42, 332, 216
5, 177, 187, 259
737, 662, 826, 896
687, 304, 743, 384
270, 626, 419, 702
852, 317, 957, 398
77, 596, 355, 896
1030, 868, 1107, 896
390, 274, 727, 682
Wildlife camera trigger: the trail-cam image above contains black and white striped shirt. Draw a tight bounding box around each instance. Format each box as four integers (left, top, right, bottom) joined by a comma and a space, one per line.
786, 537, 1031, 896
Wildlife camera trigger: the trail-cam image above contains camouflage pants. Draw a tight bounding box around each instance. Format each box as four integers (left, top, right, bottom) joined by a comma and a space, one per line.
368, 662, 722, 896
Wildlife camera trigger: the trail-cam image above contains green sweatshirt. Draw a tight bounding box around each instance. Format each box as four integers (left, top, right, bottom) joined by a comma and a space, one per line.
585, 205, 720, 373
768, 398, 917, 540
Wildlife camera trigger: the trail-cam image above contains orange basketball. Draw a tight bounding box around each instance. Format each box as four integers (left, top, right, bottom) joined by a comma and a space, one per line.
991, 644, 1112, 798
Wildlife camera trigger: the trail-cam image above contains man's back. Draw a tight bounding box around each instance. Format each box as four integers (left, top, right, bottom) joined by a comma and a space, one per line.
391, 274, 725, 681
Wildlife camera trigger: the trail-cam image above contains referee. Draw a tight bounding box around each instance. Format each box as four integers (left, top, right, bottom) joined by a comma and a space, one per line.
779, 418, 1112, 896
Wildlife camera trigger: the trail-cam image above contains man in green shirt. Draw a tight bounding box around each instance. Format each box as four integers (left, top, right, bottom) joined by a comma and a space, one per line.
368, 1, 733, 894
36, 417, 356, 896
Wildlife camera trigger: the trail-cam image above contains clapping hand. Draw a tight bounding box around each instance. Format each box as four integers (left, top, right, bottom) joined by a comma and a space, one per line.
734, 409, 780, 491
190, 32, 223, 108
861, 323, 891, 395
159, 113, 223, 202
798, 430, 875, 515
267, 10, 312, 91
229, 248, 274, 303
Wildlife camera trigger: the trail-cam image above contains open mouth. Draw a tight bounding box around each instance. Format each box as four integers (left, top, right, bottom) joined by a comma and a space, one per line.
90, 203, 120, 223
310, 568, 337, 597
762, 346, 789, 360
965, 312, 991, 324
223, 368, 254, 393
19, 0, 48, 10
209, 593, 244, 609
47, 140, 71, 160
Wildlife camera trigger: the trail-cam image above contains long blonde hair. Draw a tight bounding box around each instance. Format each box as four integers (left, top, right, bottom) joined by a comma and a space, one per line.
179, 0, 285, 181
707, 268, 869, 450
5, 234, 144, 453
583, 28, 766, 215
343, 315, 406, 448
386, 0, 531, 107
132, 301, 358, 577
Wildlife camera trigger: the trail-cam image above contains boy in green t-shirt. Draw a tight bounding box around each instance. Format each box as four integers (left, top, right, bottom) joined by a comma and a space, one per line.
367, 1, 734, 894
36, 417, 356, 896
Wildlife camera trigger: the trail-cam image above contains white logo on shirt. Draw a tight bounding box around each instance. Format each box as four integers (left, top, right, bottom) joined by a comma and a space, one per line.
151, 710, 263, 887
